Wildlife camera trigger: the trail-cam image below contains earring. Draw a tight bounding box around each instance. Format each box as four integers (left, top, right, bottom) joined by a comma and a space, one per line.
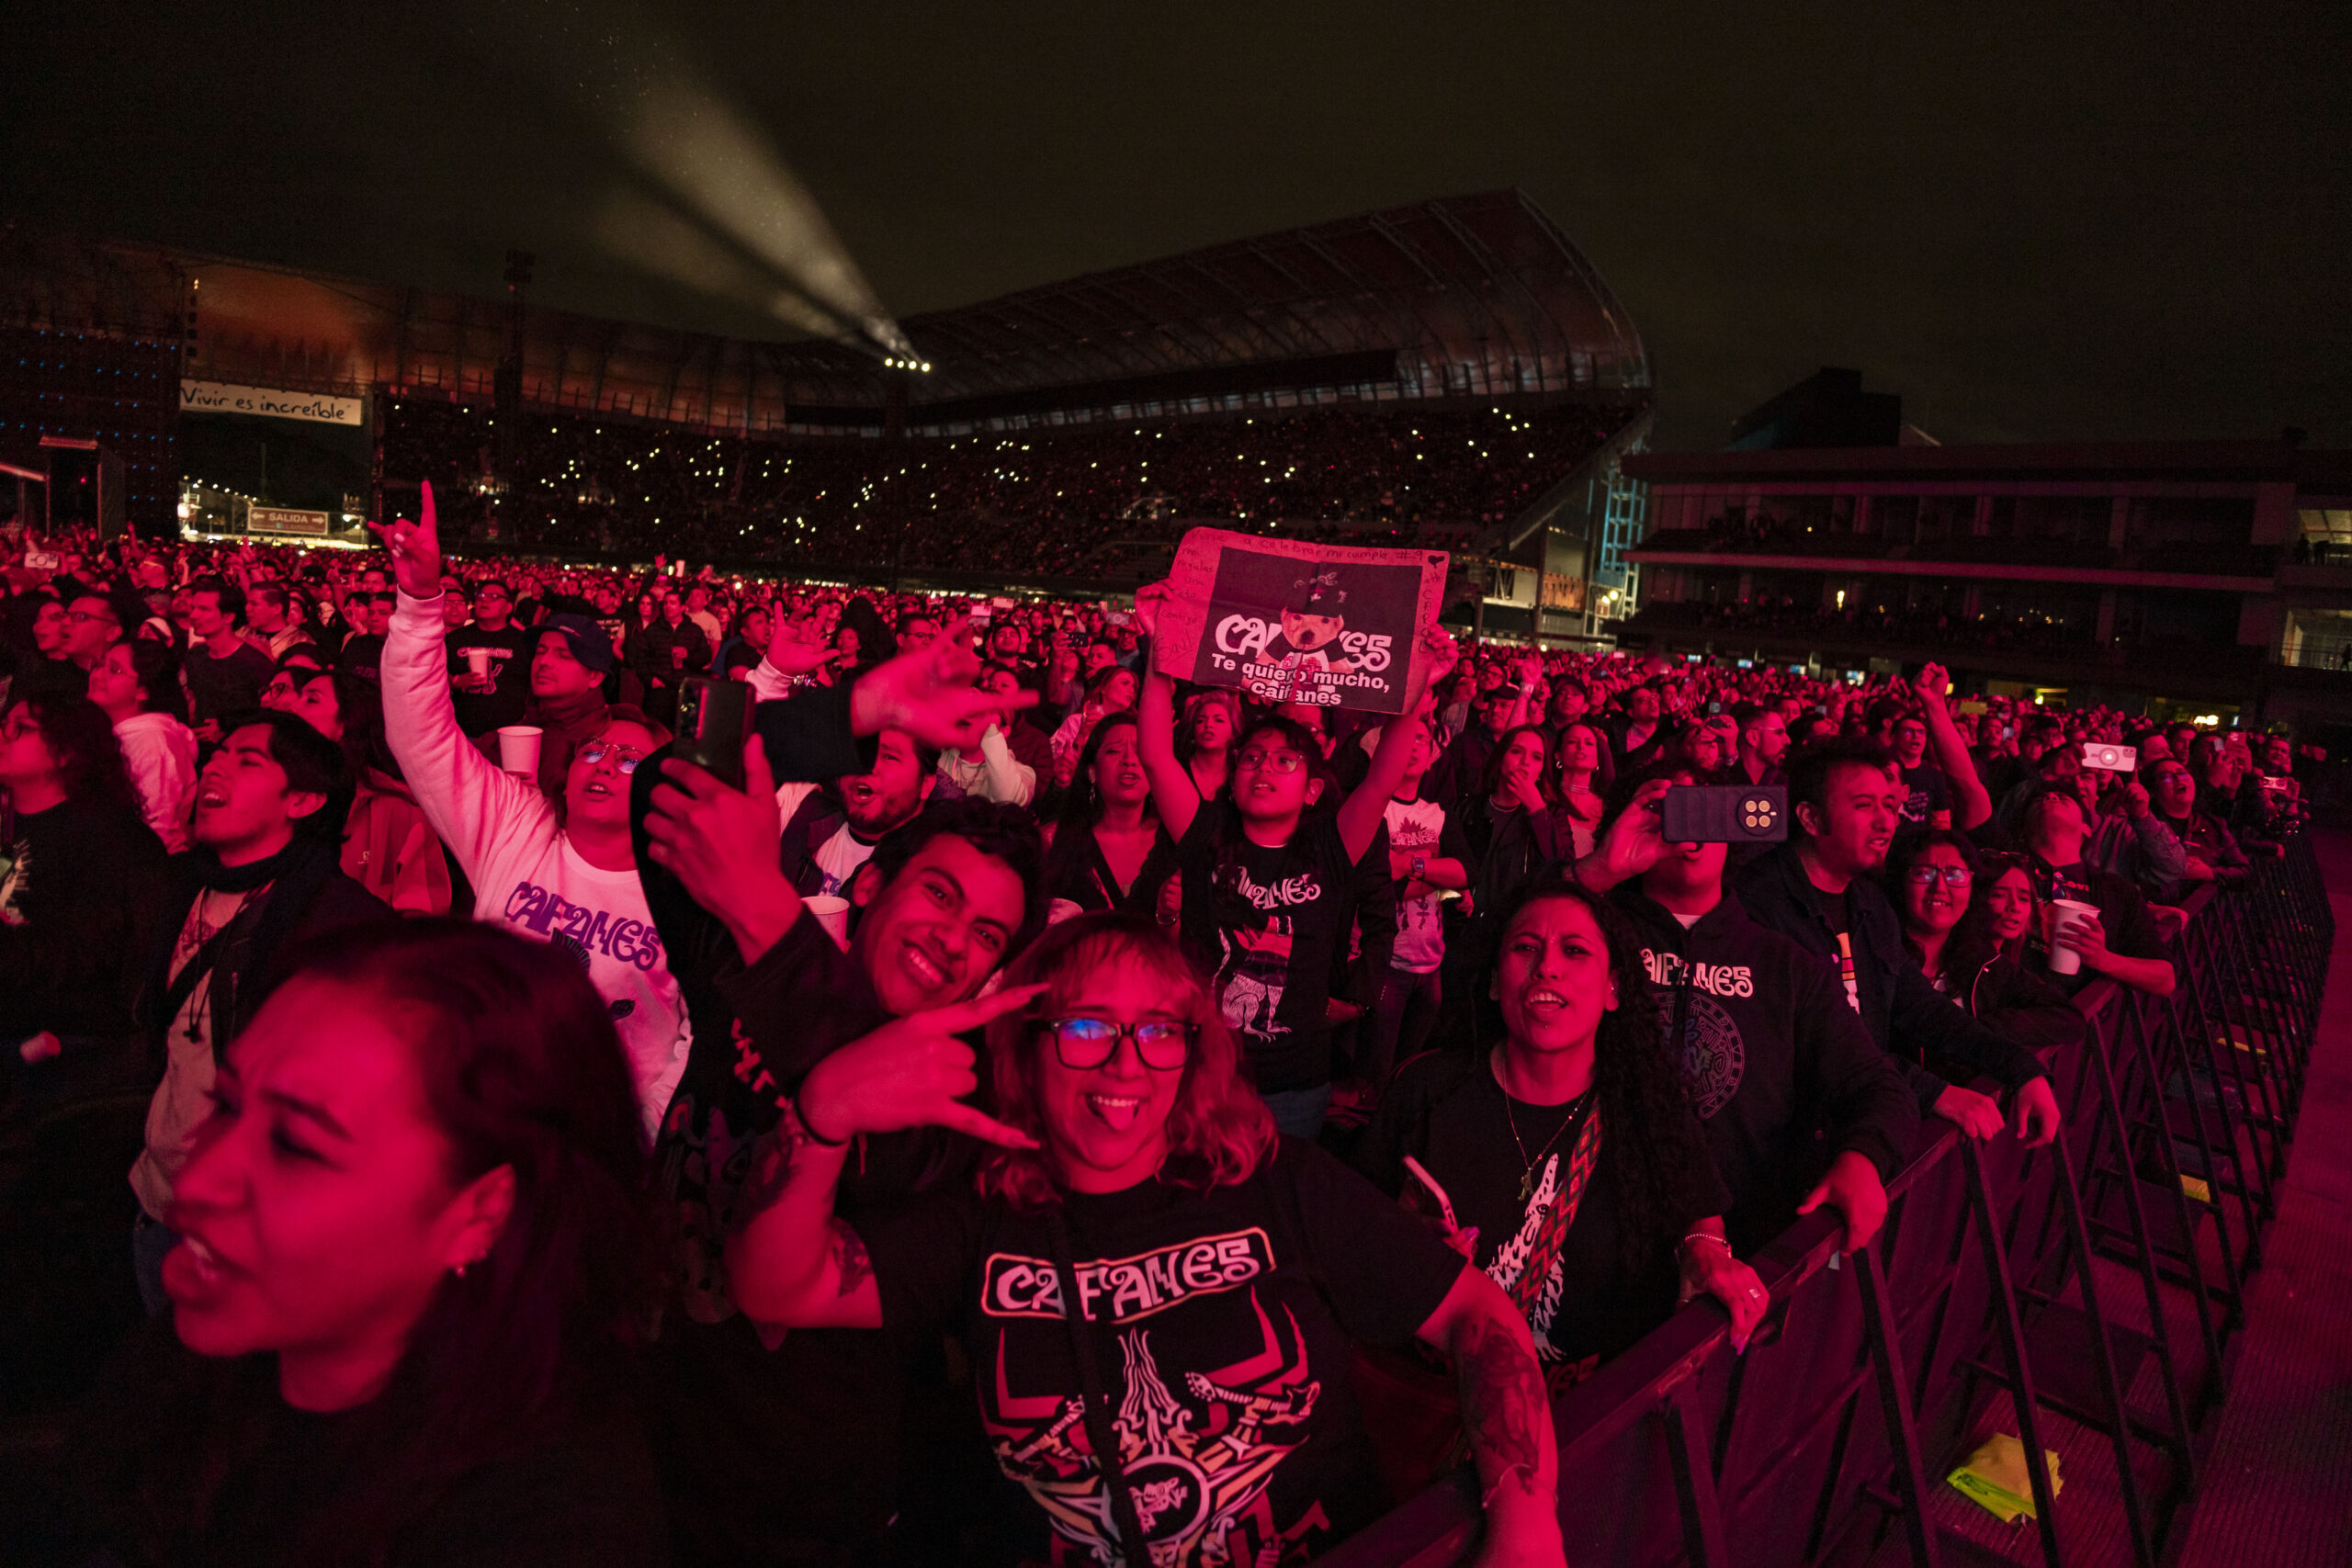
453, 1261, 469, 1279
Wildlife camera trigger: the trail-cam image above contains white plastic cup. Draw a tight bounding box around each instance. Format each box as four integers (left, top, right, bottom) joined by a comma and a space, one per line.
804, 895, 852, 950
2046, 897, 2099, 976
496, 725, 544, 777
464, 648, 493, 681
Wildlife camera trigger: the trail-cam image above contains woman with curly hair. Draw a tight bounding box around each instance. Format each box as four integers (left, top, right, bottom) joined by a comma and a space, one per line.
726, 913, 1566, 1568
1357, 867, 1758, 1388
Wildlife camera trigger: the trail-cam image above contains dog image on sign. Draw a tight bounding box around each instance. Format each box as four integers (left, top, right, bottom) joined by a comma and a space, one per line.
1192, 548, 1422, 710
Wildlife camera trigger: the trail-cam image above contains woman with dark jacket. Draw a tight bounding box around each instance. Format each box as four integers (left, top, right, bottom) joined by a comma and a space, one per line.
0, 691, 168, 1101
1888, 832, 2086, 1138
1440, 724, 1575, 1051
1039, 713, 1177, 921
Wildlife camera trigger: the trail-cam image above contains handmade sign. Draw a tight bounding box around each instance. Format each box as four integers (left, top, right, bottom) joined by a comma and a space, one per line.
1151, 527, 1449, 715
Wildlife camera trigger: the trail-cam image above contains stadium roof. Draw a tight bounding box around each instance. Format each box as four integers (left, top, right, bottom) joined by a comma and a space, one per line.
0, 190, 1648, 432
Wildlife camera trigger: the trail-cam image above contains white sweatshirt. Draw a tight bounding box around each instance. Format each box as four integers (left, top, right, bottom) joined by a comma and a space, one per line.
383, 591, 690, 1137
114, 711, 198, 852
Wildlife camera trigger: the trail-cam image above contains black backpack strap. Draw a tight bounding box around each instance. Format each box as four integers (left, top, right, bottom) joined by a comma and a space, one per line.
1045, 1205, 1151, 1567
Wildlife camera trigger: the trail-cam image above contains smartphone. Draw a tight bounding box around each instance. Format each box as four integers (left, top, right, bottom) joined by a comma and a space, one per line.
1660, 784, 1788, 844
674, 676, 754, 790
2081, 743, 2137, 773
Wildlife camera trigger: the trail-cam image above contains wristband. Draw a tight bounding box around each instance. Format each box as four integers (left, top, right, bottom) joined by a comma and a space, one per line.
794, 1098, 851, 1148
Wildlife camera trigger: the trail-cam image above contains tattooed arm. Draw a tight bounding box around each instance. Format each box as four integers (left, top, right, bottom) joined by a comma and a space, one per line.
725, 1104, 882, 1329
1417, 1266, 1567, 1568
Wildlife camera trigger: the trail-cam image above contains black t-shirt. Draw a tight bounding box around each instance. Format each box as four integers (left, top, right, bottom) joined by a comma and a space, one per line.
448, 622, 534, 735
69, 1332, 667, 1568
1355, 1053, 1729, 1378
1898, 761, 1951, 826
184, 639, 277, 724
865, 1139, 1464, 1568
1175, 803, 1359, 1092
337, 632, 386, 682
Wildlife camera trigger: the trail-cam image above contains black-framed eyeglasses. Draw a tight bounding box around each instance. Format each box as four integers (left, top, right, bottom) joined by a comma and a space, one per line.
1035, 1016, 1196, 1071
1236, 748, 1306, 774
1905, 865, 1972, 887
578, 741, 647, 774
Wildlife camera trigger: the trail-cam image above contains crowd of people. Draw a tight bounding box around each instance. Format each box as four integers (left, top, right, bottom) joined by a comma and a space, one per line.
378, 398, 1631, 572
0, 499, 2313, 1568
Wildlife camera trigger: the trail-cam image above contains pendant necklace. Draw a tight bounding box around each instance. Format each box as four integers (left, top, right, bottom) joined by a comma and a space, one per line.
1503, 1086, 1588, 1208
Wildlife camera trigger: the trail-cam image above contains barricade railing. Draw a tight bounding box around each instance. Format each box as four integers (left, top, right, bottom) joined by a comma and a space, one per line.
1327, 836, 2330, 1568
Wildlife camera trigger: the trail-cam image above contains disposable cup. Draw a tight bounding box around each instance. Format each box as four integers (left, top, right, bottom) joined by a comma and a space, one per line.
497, 725, 544, 777
465, 648, 493, 681
2046, 897, 2098, 976
804, 895, 852, 950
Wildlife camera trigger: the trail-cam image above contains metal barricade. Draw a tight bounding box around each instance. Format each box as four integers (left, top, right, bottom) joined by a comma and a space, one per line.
1327, 837, 2329, 1568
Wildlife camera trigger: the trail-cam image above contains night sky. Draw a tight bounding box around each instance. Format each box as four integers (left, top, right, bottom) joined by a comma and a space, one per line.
6, 1, 2346, 450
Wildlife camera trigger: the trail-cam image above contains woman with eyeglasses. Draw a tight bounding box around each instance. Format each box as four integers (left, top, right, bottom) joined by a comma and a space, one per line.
375, 484, 691, 1140
1886, 832, 2083, 1140
727, 914, 1567, 1568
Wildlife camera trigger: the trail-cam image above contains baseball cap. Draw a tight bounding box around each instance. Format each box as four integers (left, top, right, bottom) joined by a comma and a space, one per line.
537, 613, 617, 673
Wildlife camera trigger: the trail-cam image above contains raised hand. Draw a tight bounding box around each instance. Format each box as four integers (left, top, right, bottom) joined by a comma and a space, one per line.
1132, 580, 1171, 639
850, 614, 1037, 749
645, 736, 798, 964
1912, 662, 1951, 712
797, 985, 1050, 1148
1400, 619, 1463, 714
368, 480, 445, 600
764, 609, 842, 677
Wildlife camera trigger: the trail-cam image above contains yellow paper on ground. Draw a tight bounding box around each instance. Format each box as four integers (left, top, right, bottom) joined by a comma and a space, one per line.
1947, 1432, 2064, 1523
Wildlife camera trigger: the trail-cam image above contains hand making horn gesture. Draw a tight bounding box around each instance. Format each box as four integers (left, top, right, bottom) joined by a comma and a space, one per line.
795, 985, 1049, 1149
368, 479, 446, 599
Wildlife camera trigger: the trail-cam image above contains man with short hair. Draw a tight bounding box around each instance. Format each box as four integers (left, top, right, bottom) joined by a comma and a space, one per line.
127, 711, 393, 1313
1732, 701, 1790, 786
334, 592, 396, 682
244, 581, 305, 660
448, 576, 532, 736
181, 577, 276, 741
627, 621, 1042, 1567
1574, 763, 1917, 1254
59, 592, 125, 679
473, 614, 616, 798
1734, 739, 2062, 1145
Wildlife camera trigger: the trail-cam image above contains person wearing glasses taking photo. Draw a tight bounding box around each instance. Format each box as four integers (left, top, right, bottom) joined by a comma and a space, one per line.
728, 913, 1567, 1568
374, 483, 690, 1140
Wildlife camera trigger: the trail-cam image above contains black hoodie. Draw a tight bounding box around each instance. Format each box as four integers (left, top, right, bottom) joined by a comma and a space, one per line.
1735, 842, 2049, 1114
1611, 884, 1918, 1254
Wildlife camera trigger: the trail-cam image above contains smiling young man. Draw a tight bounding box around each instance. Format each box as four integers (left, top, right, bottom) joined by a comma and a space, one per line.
1735, 739, 2062, 1146
374, 488, 692, 1142
621, 610, 1048, 1566
127, 712, 392, 1315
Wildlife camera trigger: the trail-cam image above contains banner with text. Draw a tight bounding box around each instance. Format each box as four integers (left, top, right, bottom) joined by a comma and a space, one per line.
1151, 527, 1448, 716
180, 380, 363, 426
249, 507, 332, 536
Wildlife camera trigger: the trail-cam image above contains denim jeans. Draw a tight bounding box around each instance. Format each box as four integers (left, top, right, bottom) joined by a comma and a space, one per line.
1259, 1083, 1332, 1141
1366, 966, 1443, 1090
133, 1211, 179, 1318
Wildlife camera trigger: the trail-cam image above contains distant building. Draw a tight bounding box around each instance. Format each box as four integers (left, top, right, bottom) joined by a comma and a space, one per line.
1619, 435, 2352, 729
